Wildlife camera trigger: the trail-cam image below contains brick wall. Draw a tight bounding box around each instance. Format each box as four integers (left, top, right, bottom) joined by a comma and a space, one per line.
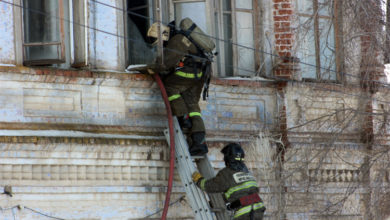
273, 0, 298, 80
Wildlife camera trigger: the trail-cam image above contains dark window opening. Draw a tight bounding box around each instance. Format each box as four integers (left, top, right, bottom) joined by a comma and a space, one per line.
127, 0, 156, 65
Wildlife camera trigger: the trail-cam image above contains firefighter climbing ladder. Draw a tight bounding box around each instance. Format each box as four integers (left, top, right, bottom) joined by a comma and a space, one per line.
164, 117, 230, 220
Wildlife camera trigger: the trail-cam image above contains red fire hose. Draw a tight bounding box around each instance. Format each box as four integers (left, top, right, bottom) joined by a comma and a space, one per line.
153, 74, 175, 220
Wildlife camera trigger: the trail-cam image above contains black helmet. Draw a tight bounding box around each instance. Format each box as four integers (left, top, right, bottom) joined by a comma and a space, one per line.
221, 143, 247, 171
221, 143, 245, 163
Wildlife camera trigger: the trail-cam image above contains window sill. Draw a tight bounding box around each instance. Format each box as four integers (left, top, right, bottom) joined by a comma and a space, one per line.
0, 66, 153, 81
301, 78, 339, 84
213, 76, 274, 87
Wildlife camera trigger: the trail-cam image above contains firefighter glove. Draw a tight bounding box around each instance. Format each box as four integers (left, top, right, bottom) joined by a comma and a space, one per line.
147, 63, 166, 75
192, 171, 203, 183
147, 68, 156, 75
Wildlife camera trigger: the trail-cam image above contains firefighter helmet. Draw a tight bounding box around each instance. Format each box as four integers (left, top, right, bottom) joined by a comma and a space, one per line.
147, 22, 170, 44
221, 143, 245, 163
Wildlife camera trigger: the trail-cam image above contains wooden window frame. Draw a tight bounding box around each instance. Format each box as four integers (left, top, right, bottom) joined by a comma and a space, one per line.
297, 0, 342, 82
213, 0, 261, 77
21, 0, 66, 66
18, 0, 87, 68
124, 0, 168, 66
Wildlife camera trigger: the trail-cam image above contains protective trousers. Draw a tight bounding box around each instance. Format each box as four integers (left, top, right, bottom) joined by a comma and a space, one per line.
163, 73, 205, 133
234, 207, 264, 220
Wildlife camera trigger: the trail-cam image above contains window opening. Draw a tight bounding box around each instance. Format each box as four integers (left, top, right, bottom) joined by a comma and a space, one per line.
22, 0, 65, 65
296, 0, 337, 81
215, 0, 256, 77
127, 0, 157, 65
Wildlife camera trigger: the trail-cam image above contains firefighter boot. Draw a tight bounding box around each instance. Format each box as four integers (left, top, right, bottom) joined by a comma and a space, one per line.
189, 132, 208, 156
178, 114, 192, 133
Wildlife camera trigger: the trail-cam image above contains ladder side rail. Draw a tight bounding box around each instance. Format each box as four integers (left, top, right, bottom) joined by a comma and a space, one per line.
173, 121, 215, 220
196, 157, 231, 219
164, 129, 212, 220
173, 131, 211, 219
164, 119, 214, 220
172, 118, 229, 220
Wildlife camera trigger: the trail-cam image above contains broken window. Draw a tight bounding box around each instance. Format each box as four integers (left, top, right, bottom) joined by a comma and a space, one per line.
126, 0, 161, 65
296, 0, 339, 81
214, 0, 259, 77
22, 0, 66, 65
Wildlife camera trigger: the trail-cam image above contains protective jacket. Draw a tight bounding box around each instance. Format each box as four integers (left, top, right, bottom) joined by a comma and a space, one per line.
198, 167, 265, 220
162, 34, 207, 133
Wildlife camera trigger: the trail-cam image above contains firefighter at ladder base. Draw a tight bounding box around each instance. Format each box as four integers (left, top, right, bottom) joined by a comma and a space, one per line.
192, 143, 266, 220
147, 18, 214, 156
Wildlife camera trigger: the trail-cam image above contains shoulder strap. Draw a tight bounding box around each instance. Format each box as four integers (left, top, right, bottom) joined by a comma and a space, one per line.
202, 61, 212, 101
184, 23, 197, 37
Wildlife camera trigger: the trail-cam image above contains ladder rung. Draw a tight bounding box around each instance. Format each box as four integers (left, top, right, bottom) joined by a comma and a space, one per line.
164, 117, 228, 220
191, 155, 205, 160
211, 208, 225, 212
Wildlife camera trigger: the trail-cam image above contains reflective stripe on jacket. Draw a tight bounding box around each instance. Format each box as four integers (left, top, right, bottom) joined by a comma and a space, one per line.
199, 167, 265, 218
224, 181, 258, 200
234, 202, 265, 218
175, 71, 203, 79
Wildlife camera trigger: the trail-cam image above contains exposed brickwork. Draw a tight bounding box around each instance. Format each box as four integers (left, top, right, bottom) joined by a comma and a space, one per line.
273, 0, 299, 80
361, 99, 374, 146
276, 82, 290, 162
358, 1, 385, 94
357, 1, 384, 150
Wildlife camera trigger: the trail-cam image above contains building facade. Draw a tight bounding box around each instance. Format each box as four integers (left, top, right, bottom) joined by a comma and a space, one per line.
0, 0, 389, 219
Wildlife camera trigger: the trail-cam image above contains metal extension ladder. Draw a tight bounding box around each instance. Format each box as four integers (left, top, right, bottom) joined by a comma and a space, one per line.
164, 117, 230, 220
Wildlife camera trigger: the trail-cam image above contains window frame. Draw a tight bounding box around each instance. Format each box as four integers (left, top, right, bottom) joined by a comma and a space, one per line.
21, 0, 66, 66
124, 0, 169, 66
71, 0, 88, 68
15, 0, 87, 68
123, 0, 263, 77
213, 0, 261, 77
296, 0, 343, 82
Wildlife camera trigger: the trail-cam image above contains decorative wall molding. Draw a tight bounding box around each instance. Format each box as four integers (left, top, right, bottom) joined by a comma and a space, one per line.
308, 169, 364, 183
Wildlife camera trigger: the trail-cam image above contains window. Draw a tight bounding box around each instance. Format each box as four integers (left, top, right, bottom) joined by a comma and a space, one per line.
172, 1, 208, 31
214, 0, 260, 77
22, 0, 66, 65
125, 0, 211, 66
126, 0, 169, 65
296, 0, 339, 81
124, 0, 261, 77
21, 0, 87, 67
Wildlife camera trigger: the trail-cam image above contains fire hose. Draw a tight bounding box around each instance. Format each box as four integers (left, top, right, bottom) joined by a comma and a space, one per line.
153, 74, 175, 220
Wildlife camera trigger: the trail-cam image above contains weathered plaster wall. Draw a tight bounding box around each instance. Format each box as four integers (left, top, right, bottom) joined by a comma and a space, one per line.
0, 2, 15, 65
88, 0, 125, 71
283, 143, 367, 219
0, 67, 276, 219
286, 83, 363, 134
0, 70, 276, 135
283, 83, 390, 219
1, 0, 389, 219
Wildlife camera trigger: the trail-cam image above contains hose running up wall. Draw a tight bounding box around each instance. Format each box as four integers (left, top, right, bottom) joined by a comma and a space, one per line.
153, 74, 175, 220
